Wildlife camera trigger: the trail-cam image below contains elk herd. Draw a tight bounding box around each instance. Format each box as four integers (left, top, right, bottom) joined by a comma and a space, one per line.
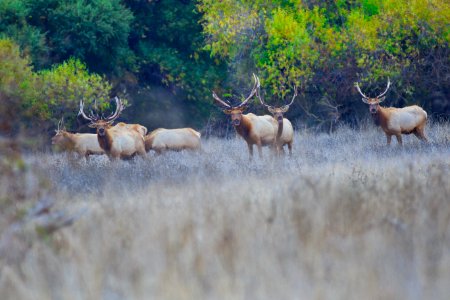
52, 74, 428, 161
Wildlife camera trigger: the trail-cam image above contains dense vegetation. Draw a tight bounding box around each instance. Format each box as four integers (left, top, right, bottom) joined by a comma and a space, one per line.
0, 0, 449, 137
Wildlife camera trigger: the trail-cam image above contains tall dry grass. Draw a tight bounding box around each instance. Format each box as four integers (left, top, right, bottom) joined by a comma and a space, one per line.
1, 123, 450, 299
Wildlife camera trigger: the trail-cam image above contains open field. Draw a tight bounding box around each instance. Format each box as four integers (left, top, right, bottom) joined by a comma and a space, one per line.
1, 123, 450, 300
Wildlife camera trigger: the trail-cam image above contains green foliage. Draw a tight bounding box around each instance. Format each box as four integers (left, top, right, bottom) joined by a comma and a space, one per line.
36, 58, 113, 127
125, 0, 226, 122
1, 0, 449, 135
0, 38, 37, 134
0, 38, 114, 134
41, 0, 134, 73
0, 0, 135, 73
199, 0, 450, 125
0, 0, 48, 67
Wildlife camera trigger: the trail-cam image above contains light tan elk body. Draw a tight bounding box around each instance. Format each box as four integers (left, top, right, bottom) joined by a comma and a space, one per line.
213, 74, 276, 159
79, 97, 147, 159
114, 122, 148, 137
51, 119, 104, 158
256, 87, 295, 155
145, 128, 201, 154
356, 80, 428, 145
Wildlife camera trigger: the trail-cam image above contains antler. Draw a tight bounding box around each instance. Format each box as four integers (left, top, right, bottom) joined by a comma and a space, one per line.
104, 97, 124, 124
56, 117, 63, 133
212, 91, 232, 108
355, 82, 369, 99
285, 85, 298, 108
376, 78, 391, 99
78, 100, 98, 122
256, 85, 271, 109
258, 83, 297, 113
236, 73, 260, 108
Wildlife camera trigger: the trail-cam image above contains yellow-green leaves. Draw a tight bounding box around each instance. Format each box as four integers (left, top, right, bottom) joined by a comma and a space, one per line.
198, 0, 260, 58
198, 0, 448, 101
0, 39, 115, 131
38, 58, 111, 107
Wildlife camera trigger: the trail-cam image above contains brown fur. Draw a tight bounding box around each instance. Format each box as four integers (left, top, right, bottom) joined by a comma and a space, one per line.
275, 119, 283, 152
234, 115, 253, 143
91, 120, 146, 159
97, 130, 113, 153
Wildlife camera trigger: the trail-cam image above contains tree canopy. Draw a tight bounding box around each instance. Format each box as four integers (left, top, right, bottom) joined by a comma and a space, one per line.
0, 0, 448, 137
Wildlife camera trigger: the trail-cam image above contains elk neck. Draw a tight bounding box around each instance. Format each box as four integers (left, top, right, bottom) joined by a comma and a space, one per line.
58, 132, 76, 150
97, 129, 113, 152
371, 106, 389, 128
234, 115, 252, 140
276, 118, 283, 142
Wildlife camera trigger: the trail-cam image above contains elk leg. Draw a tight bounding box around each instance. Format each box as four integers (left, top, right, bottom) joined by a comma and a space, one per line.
109, 151, 120, 160
414, 128, 428, 142
137, 147, 146, 157
269, 143, 276, 155
395, 134, 403, 146
256, 141, 263, 158
413, 131, 421, 141
287, 142, 293, 156
247, 143, 254, 160
386, 134, 392, 145
276, 143, 282, 156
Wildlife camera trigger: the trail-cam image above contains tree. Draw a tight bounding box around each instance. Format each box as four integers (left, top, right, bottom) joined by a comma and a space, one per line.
198, 0, 450, 127
0, 0, 135, 73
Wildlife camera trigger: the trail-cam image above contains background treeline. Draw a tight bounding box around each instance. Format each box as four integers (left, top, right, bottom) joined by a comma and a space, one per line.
0, 0, 449, 139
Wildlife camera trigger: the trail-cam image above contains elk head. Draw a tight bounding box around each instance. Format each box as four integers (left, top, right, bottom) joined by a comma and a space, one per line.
78, 97, 124, 136
256, 85, 297, 122
212, 74, 260, 126
355, 79, 391, 114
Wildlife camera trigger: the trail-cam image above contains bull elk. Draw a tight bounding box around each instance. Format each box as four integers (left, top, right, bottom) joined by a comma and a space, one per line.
51, 118, 104, 158
355, 79, 428, 145
78, 97, 147, 159
256, 87, 295, 156
145, 128, 201, 154
213, 74, 277, 159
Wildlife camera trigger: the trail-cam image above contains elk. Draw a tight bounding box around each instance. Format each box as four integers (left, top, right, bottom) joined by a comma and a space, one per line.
114, 122, 148, 137
355, 79, 428, 145
144, 128, 201, 154
78, 97, 147, 159
213, 74, 277, 159
256, 86, 295, 155
51, 118, 104, 158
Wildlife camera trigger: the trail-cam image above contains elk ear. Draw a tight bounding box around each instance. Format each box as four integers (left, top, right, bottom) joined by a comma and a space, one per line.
222, 109, 233, 114
268, 107, 276, 114
88, 123, 97, 128
280, 105, 289, 113
378, 96, 386, 103
362, 98, 370, 104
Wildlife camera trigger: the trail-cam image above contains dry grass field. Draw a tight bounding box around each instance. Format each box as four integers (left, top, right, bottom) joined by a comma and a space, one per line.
1, 122, 450, 300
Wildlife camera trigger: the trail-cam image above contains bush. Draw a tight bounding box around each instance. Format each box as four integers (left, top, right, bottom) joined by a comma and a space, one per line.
0, 38, 115, 137
37, 58, 113, 130
0, 38, 36, 135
